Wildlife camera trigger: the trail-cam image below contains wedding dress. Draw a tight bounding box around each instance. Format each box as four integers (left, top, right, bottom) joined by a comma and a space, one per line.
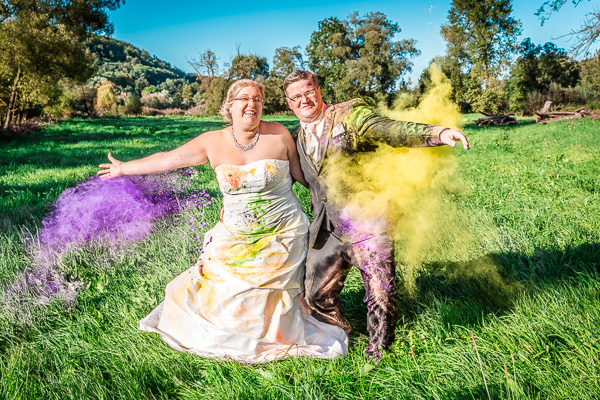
140, 159, 347, 363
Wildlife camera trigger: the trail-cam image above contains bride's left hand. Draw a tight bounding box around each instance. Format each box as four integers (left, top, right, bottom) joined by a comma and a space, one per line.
98, 153, 123, 180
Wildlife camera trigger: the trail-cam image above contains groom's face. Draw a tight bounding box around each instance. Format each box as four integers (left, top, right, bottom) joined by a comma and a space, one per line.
285, 79, 324, 123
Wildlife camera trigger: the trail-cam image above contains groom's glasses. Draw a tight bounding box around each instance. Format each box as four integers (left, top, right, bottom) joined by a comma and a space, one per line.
233, 96, 264, 104
286, 88, 318, 103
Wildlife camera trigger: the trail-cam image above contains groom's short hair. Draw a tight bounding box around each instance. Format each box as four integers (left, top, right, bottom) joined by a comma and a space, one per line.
283, 70, 319, 93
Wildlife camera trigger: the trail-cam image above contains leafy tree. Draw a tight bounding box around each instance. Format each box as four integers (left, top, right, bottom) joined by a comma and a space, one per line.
135, 77, 150, 96
441, 0, 522, 89
123, 94, 142, 115
228, 52, 269, 80
262, 76, 288, 114
579, 55, 600, 96
96, 80, 117, 114
506, 38, 579, 113
272, 46, 304, 79
536, 0, 599, 57
306, 12, 418, 102
181, 84, 194, 105
0, 0, 124, 128
345, 12, 419, 97
418, 56, 471, 112
306, 16, 351, 102
199, 76, 229, 115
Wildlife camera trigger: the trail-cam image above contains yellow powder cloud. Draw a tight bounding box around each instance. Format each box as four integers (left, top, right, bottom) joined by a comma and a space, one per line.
323, 64, 517, 299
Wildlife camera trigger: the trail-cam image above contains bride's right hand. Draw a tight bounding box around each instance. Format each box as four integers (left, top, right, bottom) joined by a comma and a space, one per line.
98, 153, 123, 180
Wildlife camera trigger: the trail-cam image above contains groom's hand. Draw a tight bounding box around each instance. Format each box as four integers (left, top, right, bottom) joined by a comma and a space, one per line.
439, 129, 469, 150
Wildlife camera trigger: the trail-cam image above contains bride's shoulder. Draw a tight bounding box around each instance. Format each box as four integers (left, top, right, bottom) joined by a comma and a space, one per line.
260, 121, 291, 136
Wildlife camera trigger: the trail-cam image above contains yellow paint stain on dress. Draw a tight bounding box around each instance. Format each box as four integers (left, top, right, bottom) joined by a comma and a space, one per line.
265, 163, 277, 176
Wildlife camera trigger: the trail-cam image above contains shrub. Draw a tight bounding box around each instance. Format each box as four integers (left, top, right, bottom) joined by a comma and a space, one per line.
140, 90, 173, 109
547, 82, 588, 106
586, 99, 600, 111
96, 81, 118, 114
123, 94, 142, 115
141, 106, 161, 116
184, 104, 206, 116
523, 91, 547, 115
160, 108, 184, 116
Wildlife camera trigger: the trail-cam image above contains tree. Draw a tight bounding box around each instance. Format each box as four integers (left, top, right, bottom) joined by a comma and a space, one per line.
441, 0, 522, 89
96, 80, 117, 114
228, 52, 269, 80
199, 76, 229, 115
579, 54, 600, 96
181, 84, 194, 105
536, 0, 600, 57
262, 76, 287, 114
123, 93, 142, 115
306, 12, 419, 102
0, 0, 124, 128
345, 12, 419, 97
306, 16, 352, 102
506, 38, 579, 112
272, 46, 304, 79
188, 49, 219, 78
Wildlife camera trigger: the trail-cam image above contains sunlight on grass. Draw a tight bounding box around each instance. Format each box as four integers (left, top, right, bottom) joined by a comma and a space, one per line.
1, 116, 599, 399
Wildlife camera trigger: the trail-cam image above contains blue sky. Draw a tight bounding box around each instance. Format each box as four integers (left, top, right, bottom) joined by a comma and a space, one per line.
108, 0, 599, 83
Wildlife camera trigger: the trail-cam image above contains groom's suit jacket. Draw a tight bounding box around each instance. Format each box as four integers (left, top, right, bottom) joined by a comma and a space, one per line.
291, 98, 445, 247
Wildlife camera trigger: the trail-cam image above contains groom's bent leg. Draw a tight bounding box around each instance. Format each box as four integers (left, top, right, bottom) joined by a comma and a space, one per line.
304, 229, 352, 334
350, 234, 398, 360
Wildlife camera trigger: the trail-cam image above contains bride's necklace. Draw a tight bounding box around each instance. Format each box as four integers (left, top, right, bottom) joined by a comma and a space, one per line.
231, 127, 260, 151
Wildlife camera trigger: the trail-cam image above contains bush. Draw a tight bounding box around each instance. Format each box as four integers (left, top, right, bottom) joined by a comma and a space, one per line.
140, 90, 173, 109
523, 91, 546, 115
139, 107, 186, 116
160, 108, 184, 116
96, 81, 118, 114
547, 82, 588, 106
184, 104, 206, 116
123, 94, 142, 115
586, 99, 600, 111
467, 88, 508, 114
141, 106, 161, 116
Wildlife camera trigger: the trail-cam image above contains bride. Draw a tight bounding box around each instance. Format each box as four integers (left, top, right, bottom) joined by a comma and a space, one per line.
98, 79, 347, 363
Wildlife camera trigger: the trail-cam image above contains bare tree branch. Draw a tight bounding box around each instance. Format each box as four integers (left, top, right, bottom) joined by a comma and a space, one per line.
559, 9, 600, 57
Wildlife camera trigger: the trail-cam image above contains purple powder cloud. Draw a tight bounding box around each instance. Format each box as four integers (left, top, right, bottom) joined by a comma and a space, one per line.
6, 169, 214, 306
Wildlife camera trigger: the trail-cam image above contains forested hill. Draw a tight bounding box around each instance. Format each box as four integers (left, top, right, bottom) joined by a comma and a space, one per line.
84, 35, 195, 95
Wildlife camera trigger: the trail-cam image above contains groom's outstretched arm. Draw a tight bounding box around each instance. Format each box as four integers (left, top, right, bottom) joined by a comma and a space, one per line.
345, 99, 469, 150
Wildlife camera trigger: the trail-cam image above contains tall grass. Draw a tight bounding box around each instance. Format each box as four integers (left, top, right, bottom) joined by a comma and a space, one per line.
0, 114, 598, 399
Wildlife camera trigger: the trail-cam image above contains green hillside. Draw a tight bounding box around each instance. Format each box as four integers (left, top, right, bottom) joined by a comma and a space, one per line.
85, 35, 195, 97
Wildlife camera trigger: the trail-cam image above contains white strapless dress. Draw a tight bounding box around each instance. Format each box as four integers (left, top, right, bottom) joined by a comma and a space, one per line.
139, 159, 348, 363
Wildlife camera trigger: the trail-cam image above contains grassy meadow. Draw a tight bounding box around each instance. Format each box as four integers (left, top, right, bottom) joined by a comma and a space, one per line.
0, 114, 599, 399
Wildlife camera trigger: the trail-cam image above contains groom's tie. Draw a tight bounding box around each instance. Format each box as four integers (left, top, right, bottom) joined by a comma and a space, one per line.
305, 123, 320, 163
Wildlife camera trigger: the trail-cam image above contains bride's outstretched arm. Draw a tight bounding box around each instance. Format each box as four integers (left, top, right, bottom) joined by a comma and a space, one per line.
98, 133, 211, 179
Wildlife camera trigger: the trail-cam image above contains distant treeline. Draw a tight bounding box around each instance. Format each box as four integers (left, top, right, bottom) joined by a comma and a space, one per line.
1, 1, 599, 132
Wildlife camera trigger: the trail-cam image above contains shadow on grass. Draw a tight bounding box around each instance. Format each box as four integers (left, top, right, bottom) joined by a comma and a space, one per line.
340, 242, 600, 340
0, 117, 299, 171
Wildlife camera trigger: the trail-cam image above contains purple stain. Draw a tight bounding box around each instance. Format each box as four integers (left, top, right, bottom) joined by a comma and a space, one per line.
9, 170, 215, 306
39, 177, 159, 252
335, 210, 396, 358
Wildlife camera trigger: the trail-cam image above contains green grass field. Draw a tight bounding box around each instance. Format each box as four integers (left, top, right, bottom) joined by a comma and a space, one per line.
1, 114, 599, 399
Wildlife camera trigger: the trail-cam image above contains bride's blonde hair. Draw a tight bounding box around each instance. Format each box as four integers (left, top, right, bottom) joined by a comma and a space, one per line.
219, 79, 265, 123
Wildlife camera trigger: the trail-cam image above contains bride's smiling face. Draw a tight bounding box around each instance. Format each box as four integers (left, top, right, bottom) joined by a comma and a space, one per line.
230, 85, 263, 128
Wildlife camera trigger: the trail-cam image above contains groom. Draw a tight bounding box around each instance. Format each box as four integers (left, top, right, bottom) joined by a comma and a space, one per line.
283, 70, 469, 360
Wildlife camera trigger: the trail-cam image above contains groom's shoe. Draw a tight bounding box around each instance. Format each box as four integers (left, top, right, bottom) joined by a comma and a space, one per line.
307, 298, 352, 334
